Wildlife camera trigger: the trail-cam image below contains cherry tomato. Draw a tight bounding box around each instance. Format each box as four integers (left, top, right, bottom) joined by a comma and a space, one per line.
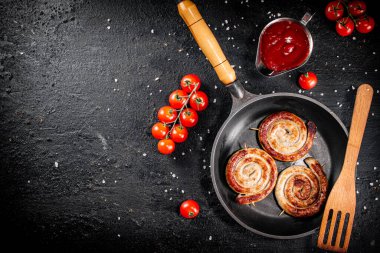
151, 122, 169, 140
170, 125, 188, 143
180, 108, 198, 128
157, 139, 175, 155
298, 72, 318, 90
348, 1, 366, 17
180, 74, 201, 94
325, 1, 344, 21
169, 89, 188, 109
335, 17, 355, 37
158, 106, 178, 124
180, 199, 200, 219
189, 91, 209, 112
355, 15, 375, 34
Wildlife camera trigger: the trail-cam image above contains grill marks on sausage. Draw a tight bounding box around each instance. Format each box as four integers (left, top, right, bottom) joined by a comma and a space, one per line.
258, 111, 316, 162
274, 157, 328, 217
226, 148, 278, 205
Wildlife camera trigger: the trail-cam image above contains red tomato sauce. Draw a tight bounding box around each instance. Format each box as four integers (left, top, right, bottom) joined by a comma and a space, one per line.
259, 20, 310, 72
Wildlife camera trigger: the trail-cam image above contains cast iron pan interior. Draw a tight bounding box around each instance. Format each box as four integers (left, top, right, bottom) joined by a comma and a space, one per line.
211, 93, 348, 239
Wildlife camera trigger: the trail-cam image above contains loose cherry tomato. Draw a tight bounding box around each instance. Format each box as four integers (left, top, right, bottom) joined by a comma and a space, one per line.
151, 122, 169, 140
180, 74, 201, 94
157, 139, 175, 155
298, 72, 318, 90
180, 199, 200, 219
180, 108, 198, 128
348, 1, 367, 17
355, 15, 375, 34
336, 17, 354, 37
189, 91, 209, 112
158, 106, 177, 124
170, 125, 188, 143
325, 1, 344, 21
169, 89, 188, 109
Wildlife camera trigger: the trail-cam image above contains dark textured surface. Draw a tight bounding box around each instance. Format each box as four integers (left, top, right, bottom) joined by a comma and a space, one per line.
0, 0, 379, 252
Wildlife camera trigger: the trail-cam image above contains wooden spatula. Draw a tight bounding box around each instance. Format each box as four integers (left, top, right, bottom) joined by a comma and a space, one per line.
317, 84, 373, 252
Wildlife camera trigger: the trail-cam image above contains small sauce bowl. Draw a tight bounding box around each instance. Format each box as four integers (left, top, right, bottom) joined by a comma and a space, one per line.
256, 13, 314, 77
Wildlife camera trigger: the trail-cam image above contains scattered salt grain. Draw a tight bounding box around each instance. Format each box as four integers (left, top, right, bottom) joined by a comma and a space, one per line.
209, 236, 213, 240
203, 165, 206, 169
320, 93, 324, 96
213, 98, 217, 103
372, 113, 375, 116
277, 13, 281, 17
107, 26, 111, 30
115, 180, 117, 183
356, 190, 359, 194
107, 18, 111, 22
373, 51, 376, 55
182, 152, 185, 156
365, 72, 368, 75
143, 153, 147, 157
114, 78, 118, 83
54, 161, 59, 168
352, 37, 356, 40
363, 206, 367, 210
200, 137, 203, 141
169, 197, 172, 200
298, 89, 302, 93
102, 179, 105, 184
117, 234, 121, 238
155, 77, 159, 81
370, 182, 374, 186
352, 86, 355, 90
164, 189, 168, 192
118, 217, 121, 220
27, 180, 30, 183
377, 90, 379, 94
245, 81, 248, 84
375, 69, 378, 72
172, 174, 176, 178
342, 67, 345, 71
357, 162, 359, 165
376, 198, 378, 201
310, 92, 313, 94
159, 90, 162, 93
107, 108, 110, 111
181, 190, 185, 194
334, 89, 337, 93
339, 104, 343, 107
214, 85, 218, 89
151, 29, 154, 33
374, 167, 377, 170
337, 102, 340, 105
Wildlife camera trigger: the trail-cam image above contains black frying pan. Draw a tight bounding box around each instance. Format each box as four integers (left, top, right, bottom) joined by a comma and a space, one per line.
177, 1, 348, 238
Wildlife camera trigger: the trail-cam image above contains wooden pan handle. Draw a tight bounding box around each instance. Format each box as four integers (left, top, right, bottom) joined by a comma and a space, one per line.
342, 84, 373, 176
177, 0, 236, 86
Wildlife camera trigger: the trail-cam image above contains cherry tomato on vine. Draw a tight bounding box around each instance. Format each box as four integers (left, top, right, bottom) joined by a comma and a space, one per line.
336, 17, 355, 37
180, 108, 198, 128
151, 122, 169, 140
170, 125, 188, 143
180, 199, 200, 219
189, 91, 209, 112
325, 1, 344, 21
355, 15, 375, 34
348, 1, 367, 17
157, 139, 175, 155
180, 74, 201, 94
298, 72, 318, 90
169, 89, 188, 109
158, 106, 178, 124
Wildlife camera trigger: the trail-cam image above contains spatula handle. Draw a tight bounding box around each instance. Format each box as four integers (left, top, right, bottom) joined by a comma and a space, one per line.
343, 84, 373, 175
177, 0, 236, 86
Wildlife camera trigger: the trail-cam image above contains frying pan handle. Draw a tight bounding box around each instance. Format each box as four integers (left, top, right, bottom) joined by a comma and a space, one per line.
177, 0, 236, 86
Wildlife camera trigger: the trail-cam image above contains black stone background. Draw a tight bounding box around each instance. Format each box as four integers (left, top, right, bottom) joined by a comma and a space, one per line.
0, 0, 379, 252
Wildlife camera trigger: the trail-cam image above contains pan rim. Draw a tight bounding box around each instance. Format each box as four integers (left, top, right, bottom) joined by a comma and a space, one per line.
210, 92, 348, 239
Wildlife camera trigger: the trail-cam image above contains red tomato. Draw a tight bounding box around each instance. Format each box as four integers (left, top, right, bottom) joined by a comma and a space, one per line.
157, 139, 175, 155
180, 74, 201, 94
151, 122, 169, 140
355, 16, 375, 34
335, 17, 355, 37
189, 91, 209, 112
169, 89, 188, 109
180, 200, 200, 219
348, 1, 367, 17
298, 72, 318, 90
325, 1, 344, 21
170, 125, 188, 143
158, 106, 178, 124
180, 108, 198, 128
